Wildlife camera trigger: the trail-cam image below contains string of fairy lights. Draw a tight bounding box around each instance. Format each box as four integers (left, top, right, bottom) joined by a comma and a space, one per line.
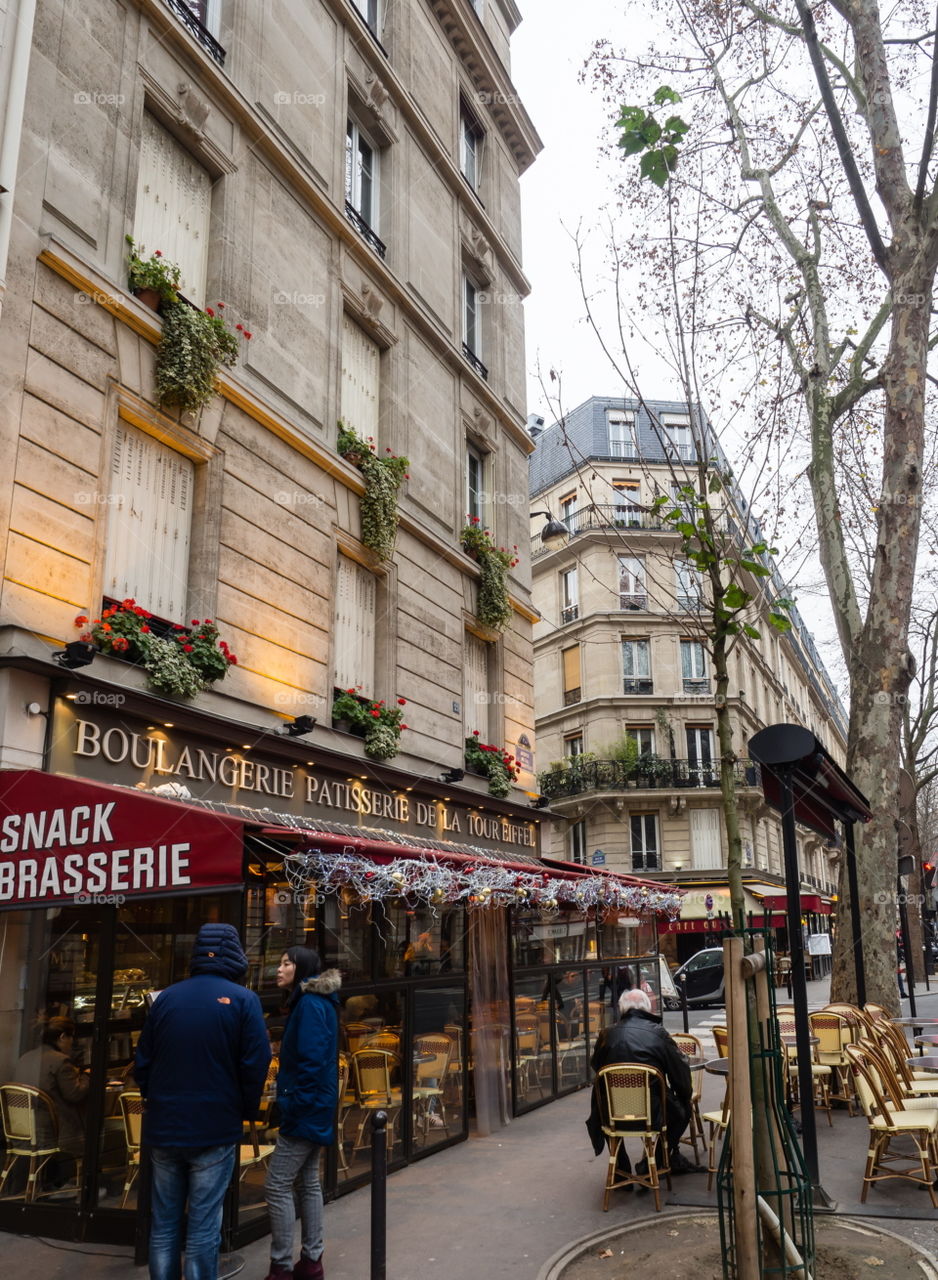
284, 846, 684, 917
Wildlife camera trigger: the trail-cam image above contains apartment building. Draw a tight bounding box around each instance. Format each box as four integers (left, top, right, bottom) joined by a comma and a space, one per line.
0, 0, 547, 1243
529, 397, 848, 965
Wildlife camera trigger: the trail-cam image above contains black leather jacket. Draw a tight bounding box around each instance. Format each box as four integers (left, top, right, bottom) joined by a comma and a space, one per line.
590, 1010, 692, 1105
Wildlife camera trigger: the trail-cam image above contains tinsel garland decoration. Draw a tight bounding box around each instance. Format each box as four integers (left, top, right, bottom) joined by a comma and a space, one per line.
284, 847, 684, 917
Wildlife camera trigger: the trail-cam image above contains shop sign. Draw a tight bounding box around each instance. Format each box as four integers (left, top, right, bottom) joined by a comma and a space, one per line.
50, 706, 539, 858
0, 769, 243, 909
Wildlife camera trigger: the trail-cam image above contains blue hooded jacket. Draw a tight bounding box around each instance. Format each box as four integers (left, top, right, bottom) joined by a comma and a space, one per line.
276, 969, 341, 1144
134, 924, 271, 1148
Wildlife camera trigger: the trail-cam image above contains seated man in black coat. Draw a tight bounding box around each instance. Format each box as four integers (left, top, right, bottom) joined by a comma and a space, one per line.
587, 988, 698, 1175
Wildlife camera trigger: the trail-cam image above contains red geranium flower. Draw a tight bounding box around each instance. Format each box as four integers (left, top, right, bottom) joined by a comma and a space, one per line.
397, 698, 406, 705
75, 615, 88, 626
183, 644, 194, 653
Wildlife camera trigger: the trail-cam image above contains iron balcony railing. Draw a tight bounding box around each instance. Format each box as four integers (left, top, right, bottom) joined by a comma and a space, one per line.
538, 757, 760, 800
164, 0, 226, 64
531, 503, 691, 557
461, 343, 489, 380
345, 202, 387, 259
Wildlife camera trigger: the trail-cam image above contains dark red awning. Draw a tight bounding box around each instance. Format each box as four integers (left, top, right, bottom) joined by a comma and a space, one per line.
0, 769, 245, 909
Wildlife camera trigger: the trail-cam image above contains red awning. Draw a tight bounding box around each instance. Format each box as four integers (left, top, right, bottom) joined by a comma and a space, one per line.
0, 769, 245, 910
761, 894, 831, 915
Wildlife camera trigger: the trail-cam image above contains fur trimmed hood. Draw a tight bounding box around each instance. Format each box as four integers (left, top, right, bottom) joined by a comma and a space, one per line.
299, 968, 342, 997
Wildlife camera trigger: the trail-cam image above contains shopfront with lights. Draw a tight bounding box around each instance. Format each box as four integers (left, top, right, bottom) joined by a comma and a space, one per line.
0, 693, 682, 1247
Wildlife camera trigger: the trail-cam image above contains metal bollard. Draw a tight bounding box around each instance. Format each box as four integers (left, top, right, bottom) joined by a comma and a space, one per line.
370, 1110, 388, 1280
679, 973, 689, 1035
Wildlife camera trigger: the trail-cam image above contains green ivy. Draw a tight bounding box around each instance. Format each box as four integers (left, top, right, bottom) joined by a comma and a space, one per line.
337, 423, 409, 560
461, 520, 519, 632
156, 302, 243, 413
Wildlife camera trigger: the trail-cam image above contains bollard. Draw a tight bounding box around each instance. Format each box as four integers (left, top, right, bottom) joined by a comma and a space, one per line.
370, 1110, 388, 1280
679, 973, 689, 1035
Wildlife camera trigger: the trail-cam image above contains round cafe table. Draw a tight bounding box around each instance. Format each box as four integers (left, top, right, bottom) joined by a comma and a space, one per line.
891, 1017, 938, 1028
780, 1034, 819, 1047
704, 1058, 729, 1076
907, 1056, 938, 1073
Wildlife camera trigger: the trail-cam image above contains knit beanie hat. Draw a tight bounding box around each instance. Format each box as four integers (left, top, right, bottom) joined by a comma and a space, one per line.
190, 923, 248, 981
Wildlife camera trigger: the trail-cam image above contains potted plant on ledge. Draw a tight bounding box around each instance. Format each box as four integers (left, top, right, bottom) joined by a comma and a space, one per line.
331, 688, 409, 762
337, 423, 409, 560
126, 236, 181, 312
461, 517, 518, 632
464, 731, 520, 798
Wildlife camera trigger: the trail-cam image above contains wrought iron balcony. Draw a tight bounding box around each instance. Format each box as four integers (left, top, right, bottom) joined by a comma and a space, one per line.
538, 757, 760, 800
560, 603, 579, 624
530, 504, 676, 557
563, 687, 581, 706
164, 0, 225, 64
345, 202, 387, 260
623, 677, 654, 695
462, 343, 488, 381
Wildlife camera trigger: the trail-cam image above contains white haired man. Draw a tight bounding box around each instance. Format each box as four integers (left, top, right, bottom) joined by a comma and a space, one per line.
586, 988, 698, 1177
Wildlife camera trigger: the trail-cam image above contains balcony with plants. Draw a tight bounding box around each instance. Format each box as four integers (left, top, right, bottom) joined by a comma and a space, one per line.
538, 748, 758, 801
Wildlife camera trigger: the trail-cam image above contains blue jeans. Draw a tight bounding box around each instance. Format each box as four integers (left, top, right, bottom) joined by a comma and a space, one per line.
265, 1134, 324, 1269
149, 1144, 236, 1280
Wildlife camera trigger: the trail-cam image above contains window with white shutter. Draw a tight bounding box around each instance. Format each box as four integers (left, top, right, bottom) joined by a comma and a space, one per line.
334, 556, 376, 695
133, 113, 212, 307
463, 632, 490, 737
103, 425, 194, 621
340, 317, 381, 442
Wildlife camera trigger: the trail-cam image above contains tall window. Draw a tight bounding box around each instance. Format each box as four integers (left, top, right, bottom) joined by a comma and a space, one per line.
675, 561, 702, 611
661, 414, 693, 460
562, 644, 581, 706
560, 567, 579, 624
618, 555, 647, 610
564, 733, 584, 758
463, 274, 482, 360
104, 425, 194, 622
568, 819, 587, 865
559, 490, 580, 535
460, 108, 484, 190
463, 632, 491, 737
466, 444, 485, 522
607, 411, 636, 458
680, 639, 709, 693
630, 813, 659, 871
340, 316, 380, 441
613, 480, 641, 527
346, 117, 378, 229
334, 556, 376, 695
622, 638, 652, 694
133, 113, 212, 307
626, 725, 655, 755
351, 0, 379, 30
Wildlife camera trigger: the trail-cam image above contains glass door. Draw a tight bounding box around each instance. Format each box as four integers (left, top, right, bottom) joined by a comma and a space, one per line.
686, 726, 715, 786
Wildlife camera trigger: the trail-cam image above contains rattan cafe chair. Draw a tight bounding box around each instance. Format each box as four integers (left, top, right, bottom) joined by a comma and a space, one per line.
671, 1031, 705, 1162
0, 1084, 81, 1203
596, 1063, 672, 1212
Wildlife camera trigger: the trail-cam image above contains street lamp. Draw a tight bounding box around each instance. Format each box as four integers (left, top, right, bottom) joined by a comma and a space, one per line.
530, 509, 569, 548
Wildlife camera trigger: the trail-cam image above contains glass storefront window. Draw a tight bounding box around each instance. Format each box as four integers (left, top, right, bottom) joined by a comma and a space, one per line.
413, 984, 465, 1152
319, 888, 372, 983
598, 912, 656, 959
511, 907, 592, 967
513, 972, 552, 1104
554, 969, 588, 1090
339, 988, 405, 1179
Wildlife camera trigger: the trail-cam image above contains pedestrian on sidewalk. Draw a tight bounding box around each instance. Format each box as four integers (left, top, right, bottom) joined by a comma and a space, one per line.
586, 988, 699, 1177
897, 934, 907, 999
264, 947, 341, 1280
134, 923, 270, 1280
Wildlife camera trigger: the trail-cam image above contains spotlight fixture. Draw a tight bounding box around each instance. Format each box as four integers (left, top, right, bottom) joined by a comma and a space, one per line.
530, 509, 570, 549
283, 715, 317, 737
530, 794, 550, 809
26, 702, 48, 718
53, 641, 96, 669
441, 767, 464, 784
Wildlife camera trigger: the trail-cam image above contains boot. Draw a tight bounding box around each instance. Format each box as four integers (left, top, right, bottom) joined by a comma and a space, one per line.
293, 1258, 324, 1280
263, 1269, 293, 1280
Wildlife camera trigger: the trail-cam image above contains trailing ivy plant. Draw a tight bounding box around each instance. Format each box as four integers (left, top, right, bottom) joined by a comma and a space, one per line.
156, 301, 250, 413
465, 732, 520, 798
460, 517, 519, 632
337, 423, 409, 560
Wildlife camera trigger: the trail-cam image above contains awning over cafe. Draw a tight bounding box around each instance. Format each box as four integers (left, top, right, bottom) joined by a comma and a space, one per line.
761, 893, 832, 916
0, 768, 245, 909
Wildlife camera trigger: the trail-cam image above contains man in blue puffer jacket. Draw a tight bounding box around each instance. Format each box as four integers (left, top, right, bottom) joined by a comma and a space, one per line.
135, 922, 270, 1280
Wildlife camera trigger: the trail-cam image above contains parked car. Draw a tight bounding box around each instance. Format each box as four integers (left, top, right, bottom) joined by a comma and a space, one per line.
664, 947, 725, 1008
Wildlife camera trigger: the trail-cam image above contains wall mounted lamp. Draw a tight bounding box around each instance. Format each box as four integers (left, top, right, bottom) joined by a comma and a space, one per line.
53, 641, 96, 670
283, 715, 317, 737
530, 794, 550, 809
530, 509, 569, 549
441, 767, 465, 784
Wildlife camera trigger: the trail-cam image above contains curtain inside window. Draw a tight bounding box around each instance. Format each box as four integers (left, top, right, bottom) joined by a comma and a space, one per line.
469, 907, 511, 1135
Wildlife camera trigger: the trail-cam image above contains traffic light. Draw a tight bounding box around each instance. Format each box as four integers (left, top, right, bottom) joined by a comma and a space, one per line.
924, 862, 937, 919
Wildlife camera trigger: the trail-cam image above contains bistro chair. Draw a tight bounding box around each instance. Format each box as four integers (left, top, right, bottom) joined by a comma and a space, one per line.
344, 1022, 374, 1056
361, 1030, 401, 1055
0, 1084, 80, 1203
862, 1002, 891, 1025
412, 1034, 454, 1136
711, 1026, 729, 1058
809, 1010, 858, 1115
595, 1063, 671, 1212
864, 1031, 938, 1102
776, 1010, 831, 1121
672, 1031, 705, 1162
514, 1015, 542, 1103
336, 1053, 354, 1175
118, 1090, 145, 1208
349, 1049, 402, 1153
239, 1120, 276, 1181
845, 1043, 938, 1206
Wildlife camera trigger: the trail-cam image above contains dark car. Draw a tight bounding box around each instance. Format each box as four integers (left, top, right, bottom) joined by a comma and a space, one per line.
665, 947, 725, 1009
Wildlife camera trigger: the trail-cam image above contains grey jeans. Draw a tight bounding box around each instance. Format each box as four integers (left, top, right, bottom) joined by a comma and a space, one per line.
265, 1133, 324, 1268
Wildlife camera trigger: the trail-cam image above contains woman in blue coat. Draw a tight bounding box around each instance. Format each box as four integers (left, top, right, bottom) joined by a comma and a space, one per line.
264, 947, 341, 1280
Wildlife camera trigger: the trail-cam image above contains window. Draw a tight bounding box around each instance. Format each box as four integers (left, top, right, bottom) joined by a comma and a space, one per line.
462, 273, 486, 376
618, 555, 647, 610
661, 414, 693, 460
564, 734, 584, 758
569, 819, 587, 865
562, 644, 581, 706
346, 117, 378, 230
560, 568, 579, 624
686, 727, 715, 786
460, 107, 484, 191
607, 411, 637, 459
334, 555, 376, 695
168, 0, 225, 63
675, 561, 702, 611
351, 0, 379, 30
680, 639, 709, 693
463, 631, 491, 737
341, 316, 380, 441
466, 444, 485, 522
559, 491, 580, 536
103, 425, 194, 621
133, 113, 212, 307
626, 726, 655, 755
613, 480, 641, 527
622, 638, 652, 694
630, 813, 659, 871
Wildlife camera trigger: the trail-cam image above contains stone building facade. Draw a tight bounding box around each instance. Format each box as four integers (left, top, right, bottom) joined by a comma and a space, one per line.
529, 397, 848, 961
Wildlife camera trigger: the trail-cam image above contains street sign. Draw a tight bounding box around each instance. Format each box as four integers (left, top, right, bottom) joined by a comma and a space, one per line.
591, 849, 606, 866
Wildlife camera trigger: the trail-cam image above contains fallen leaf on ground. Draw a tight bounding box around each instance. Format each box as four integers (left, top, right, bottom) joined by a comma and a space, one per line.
597, 1248, 614, 1258
861, 1258, 884, 1268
